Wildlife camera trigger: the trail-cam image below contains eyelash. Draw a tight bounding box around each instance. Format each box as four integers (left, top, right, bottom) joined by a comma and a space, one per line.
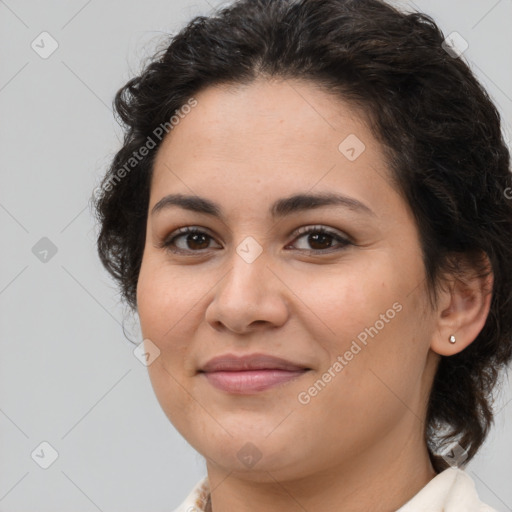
158, 225, 352, 255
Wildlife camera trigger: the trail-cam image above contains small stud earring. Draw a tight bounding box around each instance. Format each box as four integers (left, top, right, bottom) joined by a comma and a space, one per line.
449, 335, 456, 344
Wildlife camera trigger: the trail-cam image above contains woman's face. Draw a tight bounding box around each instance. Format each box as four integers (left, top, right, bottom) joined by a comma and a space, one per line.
136, 78, 440, 481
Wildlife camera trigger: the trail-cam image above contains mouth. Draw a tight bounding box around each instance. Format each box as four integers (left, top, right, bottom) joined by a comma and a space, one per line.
200, 368, 311, 394
198, 353, 312, 394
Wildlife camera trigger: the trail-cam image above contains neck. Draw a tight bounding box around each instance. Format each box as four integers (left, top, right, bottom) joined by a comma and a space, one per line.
204, 424, 438, 512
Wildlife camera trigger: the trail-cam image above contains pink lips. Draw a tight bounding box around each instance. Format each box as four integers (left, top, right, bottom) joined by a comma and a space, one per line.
198, 353, 310, 394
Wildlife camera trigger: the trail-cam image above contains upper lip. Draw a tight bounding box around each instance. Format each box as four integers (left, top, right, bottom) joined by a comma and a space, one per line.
199, 353, 310, 373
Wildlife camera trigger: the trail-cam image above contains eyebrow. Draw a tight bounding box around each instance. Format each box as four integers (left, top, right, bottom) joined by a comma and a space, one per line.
150, 192, 376, 219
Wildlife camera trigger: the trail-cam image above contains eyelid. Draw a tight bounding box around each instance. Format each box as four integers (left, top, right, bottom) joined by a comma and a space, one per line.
159, 224, 353, 254
157, 225, 221, 251
291, 224, 351, 241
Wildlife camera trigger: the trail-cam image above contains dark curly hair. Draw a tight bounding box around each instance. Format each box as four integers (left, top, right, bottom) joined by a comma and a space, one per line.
91, 0, 512, 472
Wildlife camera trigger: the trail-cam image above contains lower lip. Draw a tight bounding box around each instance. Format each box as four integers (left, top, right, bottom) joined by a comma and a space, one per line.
201, 369, 309, 394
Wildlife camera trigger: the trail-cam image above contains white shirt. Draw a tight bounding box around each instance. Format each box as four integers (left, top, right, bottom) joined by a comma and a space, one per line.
172, 467, 498, 512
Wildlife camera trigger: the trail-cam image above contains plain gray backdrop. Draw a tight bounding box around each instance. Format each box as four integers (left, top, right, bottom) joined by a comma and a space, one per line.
1, 0, 511, 510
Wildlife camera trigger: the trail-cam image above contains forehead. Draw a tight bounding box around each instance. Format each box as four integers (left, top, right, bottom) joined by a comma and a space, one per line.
155, 79, 382, 176
160, 79, 369, 156
150, 78, 402, 223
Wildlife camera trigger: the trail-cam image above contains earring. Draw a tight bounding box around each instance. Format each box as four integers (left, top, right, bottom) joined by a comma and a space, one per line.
449, 335, 456, 344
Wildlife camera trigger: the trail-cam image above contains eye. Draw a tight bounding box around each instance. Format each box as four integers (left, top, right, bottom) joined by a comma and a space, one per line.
159, 226, 221, 254
158, 225, 352, 255
286, 225, 352, 253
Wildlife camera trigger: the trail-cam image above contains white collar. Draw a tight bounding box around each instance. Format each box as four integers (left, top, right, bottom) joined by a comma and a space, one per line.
396, 467, 496, 511
173, 467, 497, 512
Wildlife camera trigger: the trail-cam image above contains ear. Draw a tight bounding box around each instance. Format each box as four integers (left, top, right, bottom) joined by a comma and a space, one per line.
430, 252, 494, 356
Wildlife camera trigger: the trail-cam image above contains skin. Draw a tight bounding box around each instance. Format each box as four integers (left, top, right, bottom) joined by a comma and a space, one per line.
136, 78, 493, 512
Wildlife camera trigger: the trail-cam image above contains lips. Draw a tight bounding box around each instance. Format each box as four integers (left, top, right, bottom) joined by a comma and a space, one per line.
198, 353, 311, 394
199, 353, 310, 373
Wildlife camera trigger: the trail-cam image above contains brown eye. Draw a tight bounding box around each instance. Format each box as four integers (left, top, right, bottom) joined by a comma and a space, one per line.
182, 232, 210, 250
160, 227, 221, 254
159, 225, 352, 256
287, 225, 352, 253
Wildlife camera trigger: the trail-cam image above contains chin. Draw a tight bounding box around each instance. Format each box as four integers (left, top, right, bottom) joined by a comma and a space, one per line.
192, 430, 312, 479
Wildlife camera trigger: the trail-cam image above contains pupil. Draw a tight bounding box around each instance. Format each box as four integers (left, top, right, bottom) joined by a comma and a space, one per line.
309, 233, 331, 250
188, 233, 209, 249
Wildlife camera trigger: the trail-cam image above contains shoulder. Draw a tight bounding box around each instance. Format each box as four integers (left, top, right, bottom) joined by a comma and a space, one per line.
448, 468, 498, 512
173, 470, 499, 512
397, 467, 498, 512
171, 476, 210, 512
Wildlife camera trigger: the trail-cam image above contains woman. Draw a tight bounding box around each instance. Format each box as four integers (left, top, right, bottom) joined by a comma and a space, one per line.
92, 0, 512, 510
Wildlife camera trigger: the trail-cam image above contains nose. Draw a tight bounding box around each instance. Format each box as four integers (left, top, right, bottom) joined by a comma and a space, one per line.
204, 246, 289, 334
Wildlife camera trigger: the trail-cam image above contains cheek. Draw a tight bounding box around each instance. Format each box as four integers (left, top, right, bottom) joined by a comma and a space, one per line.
145, 358, 204, 443
294, 256, 402, 349
136, 257, 160, 335
137, 270, 196, 431
136, 259, 207, 408
296, 254, 427, 403
136, 258, 202, 341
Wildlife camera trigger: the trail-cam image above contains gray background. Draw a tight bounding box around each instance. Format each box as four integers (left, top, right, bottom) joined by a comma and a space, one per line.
0, 0, 511, 510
